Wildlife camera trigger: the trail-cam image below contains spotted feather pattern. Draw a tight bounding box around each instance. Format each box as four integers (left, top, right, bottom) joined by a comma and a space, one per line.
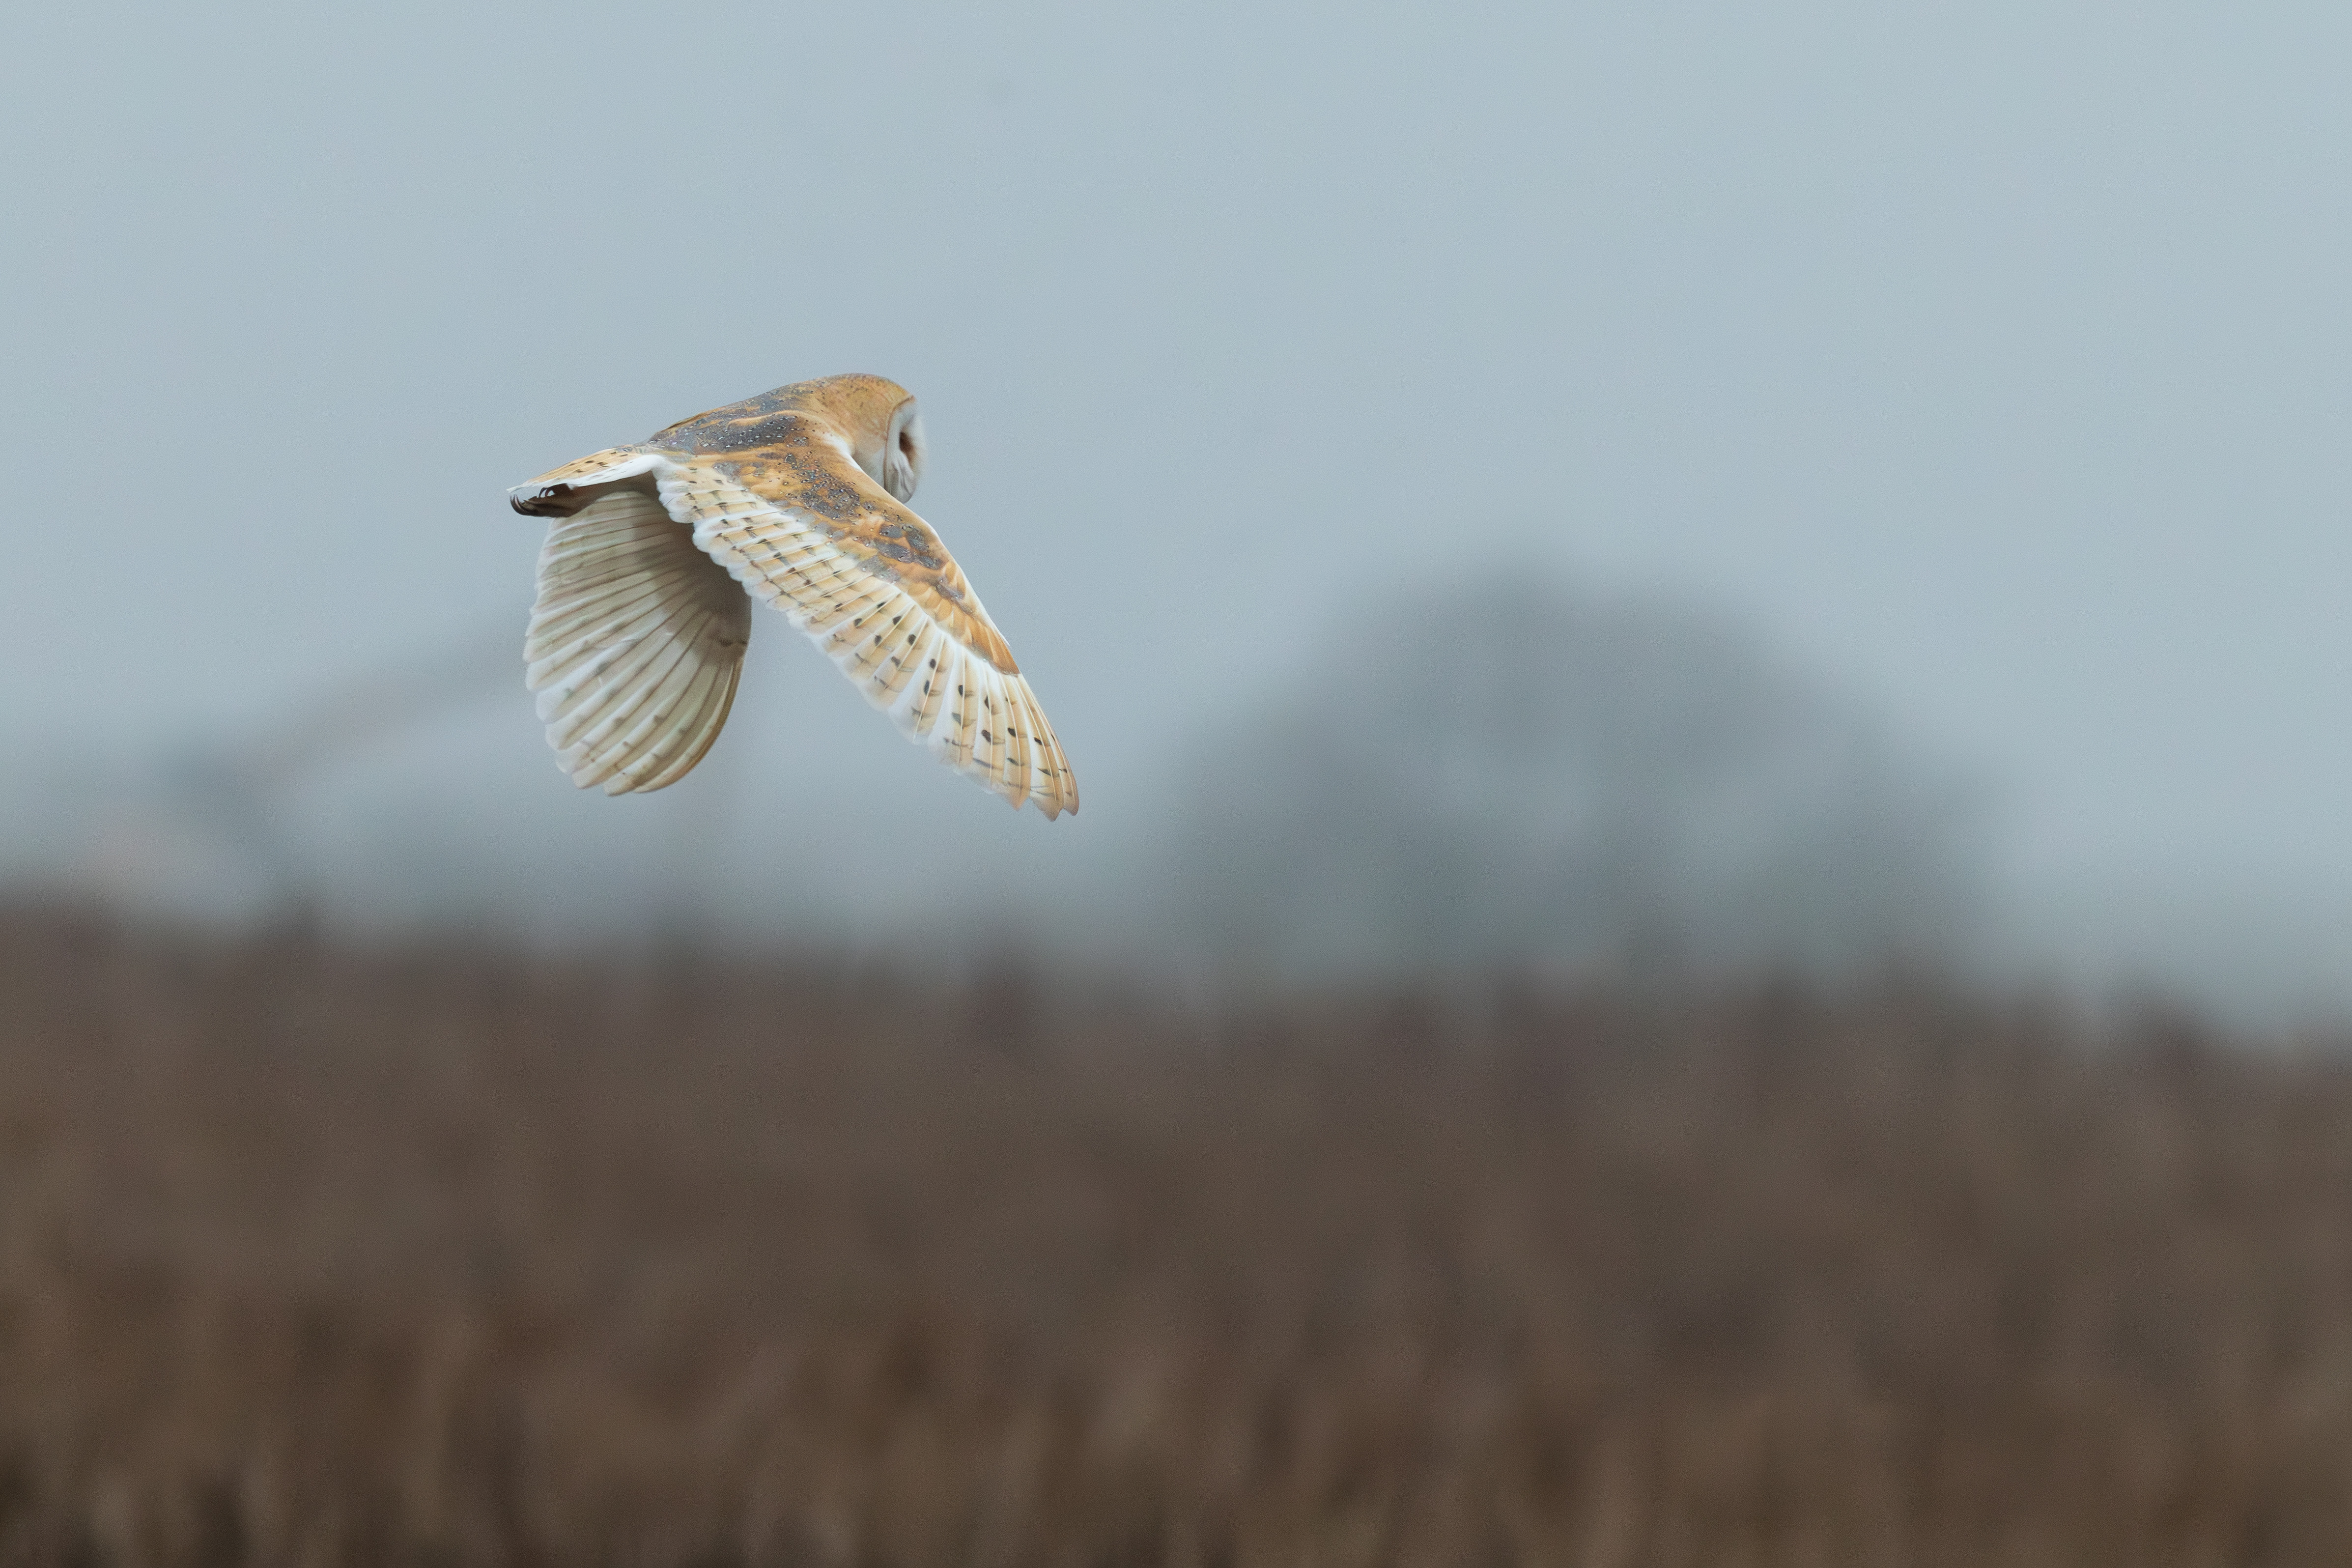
661, 464, 1077, 819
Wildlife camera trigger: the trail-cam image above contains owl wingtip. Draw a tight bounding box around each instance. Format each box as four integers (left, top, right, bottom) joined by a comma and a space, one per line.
510, 484, 575, 517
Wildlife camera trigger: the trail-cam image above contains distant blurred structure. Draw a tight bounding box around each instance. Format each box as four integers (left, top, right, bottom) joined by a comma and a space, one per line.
1160, 578, 1985, 982
42, 635, 515, 922
17, 580, 1990, 980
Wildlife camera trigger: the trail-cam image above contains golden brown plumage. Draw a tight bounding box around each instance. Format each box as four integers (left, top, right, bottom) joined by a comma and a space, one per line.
511, 376, 1077, 818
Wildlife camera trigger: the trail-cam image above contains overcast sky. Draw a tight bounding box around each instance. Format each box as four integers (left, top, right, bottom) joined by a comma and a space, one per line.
3, 2, 2348, 979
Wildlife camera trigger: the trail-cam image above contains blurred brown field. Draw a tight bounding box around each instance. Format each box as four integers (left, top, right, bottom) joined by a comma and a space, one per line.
2, 912, 2352, 1567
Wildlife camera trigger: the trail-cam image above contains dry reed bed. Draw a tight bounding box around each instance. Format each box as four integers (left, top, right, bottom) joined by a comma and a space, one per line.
0, 911, 2348, 1566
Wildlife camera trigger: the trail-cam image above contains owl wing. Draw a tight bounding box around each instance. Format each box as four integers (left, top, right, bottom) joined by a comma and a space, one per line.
522, 486, 751, 795
656, 443, 1077, 820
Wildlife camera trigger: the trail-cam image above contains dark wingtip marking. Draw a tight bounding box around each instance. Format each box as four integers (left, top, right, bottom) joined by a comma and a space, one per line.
510, 486, 584, 518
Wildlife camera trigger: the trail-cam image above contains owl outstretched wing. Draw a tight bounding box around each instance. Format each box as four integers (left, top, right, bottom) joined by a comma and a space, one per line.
661, 442, 1077, 820
512, 432, 1077, 819
522, 486, 750, 795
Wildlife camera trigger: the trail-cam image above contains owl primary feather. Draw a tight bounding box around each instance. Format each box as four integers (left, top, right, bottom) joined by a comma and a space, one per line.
510, 375, 1077, 819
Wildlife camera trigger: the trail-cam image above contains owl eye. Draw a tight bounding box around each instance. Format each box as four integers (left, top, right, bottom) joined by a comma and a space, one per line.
898, 432, 915, 457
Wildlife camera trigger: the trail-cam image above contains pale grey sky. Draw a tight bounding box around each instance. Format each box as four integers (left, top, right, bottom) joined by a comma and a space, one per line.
3, 2, 2347, 982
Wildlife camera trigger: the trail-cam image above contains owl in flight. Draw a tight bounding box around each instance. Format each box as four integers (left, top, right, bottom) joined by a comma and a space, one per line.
510, 375, 1077, 819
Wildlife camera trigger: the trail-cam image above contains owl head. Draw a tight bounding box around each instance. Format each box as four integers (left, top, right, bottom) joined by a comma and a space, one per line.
806, 374, 926, 504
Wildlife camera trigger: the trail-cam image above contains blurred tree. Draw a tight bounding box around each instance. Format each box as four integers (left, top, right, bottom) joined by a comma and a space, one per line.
1162, 577, 1984, 982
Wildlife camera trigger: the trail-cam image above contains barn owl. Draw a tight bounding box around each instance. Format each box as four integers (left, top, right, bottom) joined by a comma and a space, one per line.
510, 375, 1077, 819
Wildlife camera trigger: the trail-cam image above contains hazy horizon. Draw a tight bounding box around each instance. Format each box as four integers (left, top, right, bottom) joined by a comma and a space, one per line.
4, 2, 2347, 1018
